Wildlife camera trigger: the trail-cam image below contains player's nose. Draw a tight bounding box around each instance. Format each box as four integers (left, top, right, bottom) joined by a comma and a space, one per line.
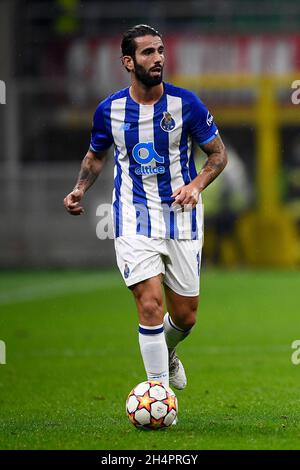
153, 50, 163, 64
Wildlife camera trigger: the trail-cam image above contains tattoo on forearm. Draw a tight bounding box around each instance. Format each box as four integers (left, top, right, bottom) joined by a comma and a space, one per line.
74, 154, 101, 191
75, 168, 98, 190
200, 154, 226, 182
196, 136, 228, 190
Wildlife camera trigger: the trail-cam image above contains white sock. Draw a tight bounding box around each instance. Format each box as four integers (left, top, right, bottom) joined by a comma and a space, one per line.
138, 324, 169, 386
163, 312, 192, 351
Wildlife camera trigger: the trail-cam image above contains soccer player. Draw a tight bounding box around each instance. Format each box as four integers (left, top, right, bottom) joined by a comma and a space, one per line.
64, 25, 227, 392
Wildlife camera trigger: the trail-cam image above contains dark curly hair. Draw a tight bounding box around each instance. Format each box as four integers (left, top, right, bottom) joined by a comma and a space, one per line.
121, 24, 162, 58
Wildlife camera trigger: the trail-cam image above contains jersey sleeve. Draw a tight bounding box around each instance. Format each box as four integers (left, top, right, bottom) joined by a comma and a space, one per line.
188, 93, 218, 146
89, 100, 113, 153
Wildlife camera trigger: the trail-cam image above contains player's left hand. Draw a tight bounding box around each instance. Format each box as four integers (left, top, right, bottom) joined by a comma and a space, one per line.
171, 183, 200, 209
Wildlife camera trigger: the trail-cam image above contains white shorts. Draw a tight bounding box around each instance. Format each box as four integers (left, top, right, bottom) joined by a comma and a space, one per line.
114, 236, 203, 297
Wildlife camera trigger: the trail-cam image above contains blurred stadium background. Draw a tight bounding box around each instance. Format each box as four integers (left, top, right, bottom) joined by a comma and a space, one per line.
1, 0, 300, 269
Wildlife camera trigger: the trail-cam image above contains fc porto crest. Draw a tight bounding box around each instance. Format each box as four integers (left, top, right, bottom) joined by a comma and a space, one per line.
196, 252, 200, 276
124, 263, 130, 279
160, 111, 175, 132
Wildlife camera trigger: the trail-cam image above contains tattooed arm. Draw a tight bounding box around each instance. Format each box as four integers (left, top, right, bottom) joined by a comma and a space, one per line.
172, 135, 227, 208
64, 149, 108, 215
194, 135, 228, 191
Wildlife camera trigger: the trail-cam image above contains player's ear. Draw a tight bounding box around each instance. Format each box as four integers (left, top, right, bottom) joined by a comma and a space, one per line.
122, 55, 134, 73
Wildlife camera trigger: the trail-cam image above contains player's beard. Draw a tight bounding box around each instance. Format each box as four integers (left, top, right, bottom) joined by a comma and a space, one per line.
133, 59, 163, 88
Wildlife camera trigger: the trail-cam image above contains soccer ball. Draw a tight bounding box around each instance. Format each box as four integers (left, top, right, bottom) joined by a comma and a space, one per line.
126, 381, 178, 429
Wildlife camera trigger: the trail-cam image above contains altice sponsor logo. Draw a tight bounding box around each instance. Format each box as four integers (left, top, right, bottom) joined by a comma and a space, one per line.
135, 165, 165, 175
0, 80, 6, 105
132, 142, 165, 175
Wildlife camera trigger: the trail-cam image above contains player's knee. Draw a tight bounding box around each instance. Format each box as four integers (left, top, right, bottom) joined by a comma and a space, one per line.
184, 314, 197, 330
174, 309, 197, 330
140, 296, 163, 325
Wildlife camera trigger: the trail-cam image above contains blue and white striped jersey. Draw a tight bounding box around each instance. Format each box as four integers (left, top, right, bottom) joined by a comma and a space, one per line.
90, 82, 218, 239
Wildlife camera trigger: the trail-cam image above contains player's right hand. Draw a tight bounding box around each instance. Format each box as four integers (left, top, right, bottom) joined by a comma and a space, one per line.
64, 189, 85, 215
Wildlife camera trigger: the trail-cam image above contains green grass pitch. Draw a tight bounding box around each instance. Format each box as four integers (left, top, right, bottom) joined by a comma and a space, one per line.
0, 268, 299, 450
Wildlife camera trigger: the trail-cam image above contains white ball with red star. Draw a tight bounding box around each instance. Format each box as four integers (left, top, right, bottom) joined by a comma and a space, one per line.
126, 381, 178, 429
